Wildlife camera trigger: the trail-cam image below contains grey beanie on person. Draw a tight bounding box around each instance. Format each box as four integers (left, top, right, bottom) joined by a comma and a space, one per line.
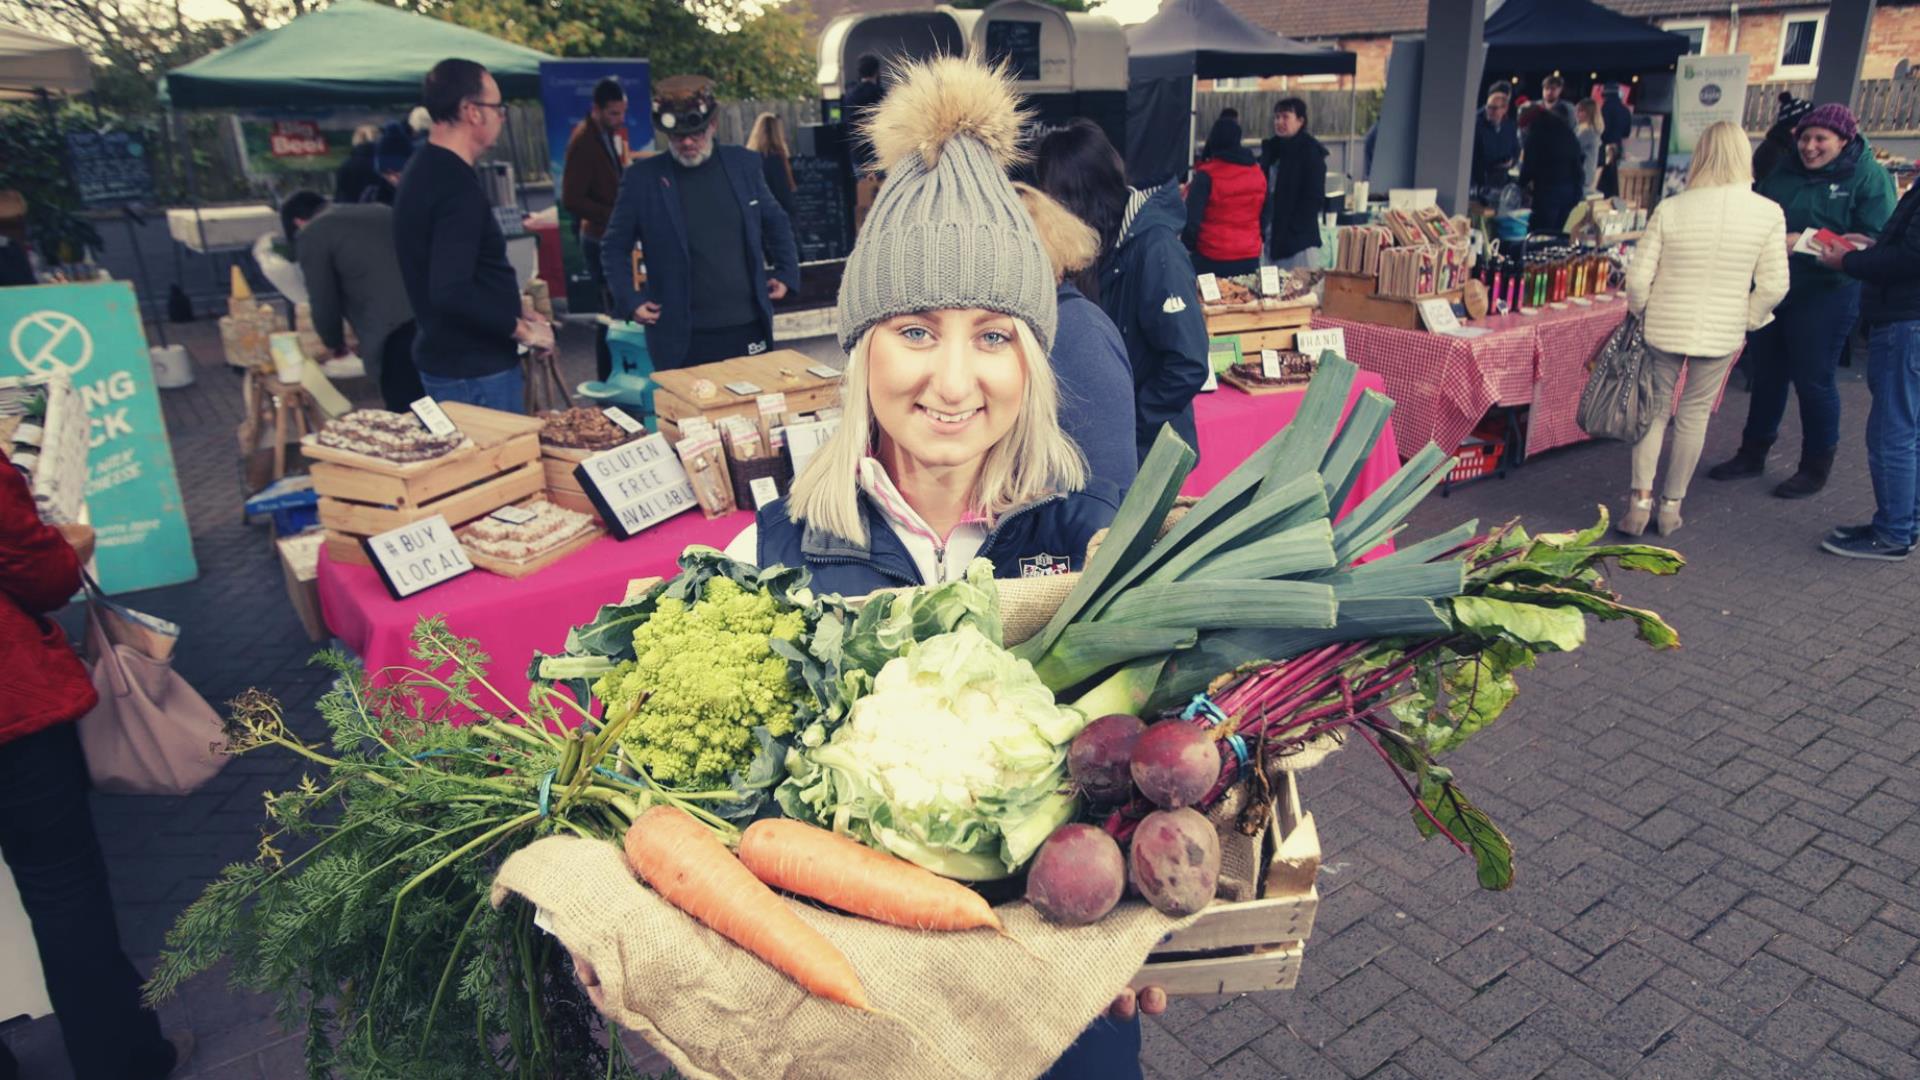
836, 56, 1057, 354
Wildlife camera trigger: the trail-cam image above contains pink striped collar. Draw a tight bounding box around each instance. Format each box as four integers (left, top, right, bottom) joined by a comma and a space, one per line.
858, 456, 988, 545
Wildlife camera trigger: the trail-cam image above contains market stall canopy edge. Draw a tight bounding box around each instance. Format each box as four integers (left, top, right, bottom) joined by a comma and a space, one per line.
160, 0, 552, 109
1481, 0, 1689, 77
0, 23, 94, 99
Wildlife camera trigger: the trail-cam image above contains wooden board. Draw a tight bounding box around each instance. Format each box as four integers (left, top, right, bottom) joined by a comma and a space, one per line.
1220, 370, 1310, 396
312, 432, 539, 508
319, 461, 543, 537
545, 486, 600, 519
543, 455, 589, 493
1321, 271, 1464, 331
651, 350, 842, 442
462, 522, 604, 579
1204, 304, 1316, 335
1134, 770, 1320, 997
1234, 327, 1301, 353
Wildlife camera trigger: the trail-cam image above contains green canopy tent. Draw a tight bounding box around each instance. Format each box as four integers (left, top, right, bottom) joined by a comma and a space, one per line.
160, 0, 550, 108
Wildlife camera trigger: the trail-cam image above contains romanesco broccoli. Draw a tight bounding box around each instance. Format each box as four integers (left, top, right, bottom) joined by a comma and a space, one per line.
594, 576, 810, 787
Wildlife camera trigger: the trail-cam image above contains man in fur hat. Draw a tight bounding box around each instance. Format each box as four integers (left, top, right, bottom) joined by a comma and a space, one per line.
600, 74, 800, 370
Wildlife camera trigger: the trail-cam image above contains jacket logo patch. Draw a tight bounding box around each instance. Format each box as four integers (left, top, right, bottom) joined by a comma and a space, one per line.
1162, 295, 1188, 314
747, 341, 768, 356
1020, 554, 1072, 577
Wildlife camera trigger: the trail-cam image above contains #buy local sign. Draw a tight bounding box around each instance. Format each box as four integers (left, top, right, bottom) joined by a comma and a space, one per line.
3, 282, 196, 592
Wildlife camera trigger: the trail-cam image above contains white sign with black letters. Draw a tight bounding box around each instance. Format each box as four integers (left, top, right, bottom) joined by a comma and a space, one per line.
409, 396, 459, 437
1294, 328, 1348, 361
782, 417, 839, 478
601, 406, 645, 434
575, 432, 699, 539
363, 514, 473, 600
1196, 273, 1222, 303
1259, 266, 1282, 296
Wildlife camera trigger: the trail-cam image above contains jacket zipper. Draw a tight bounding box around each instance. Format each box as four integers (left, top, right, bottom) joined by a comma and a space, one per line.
803, 552, 921, 589
978, 495, 1065, 564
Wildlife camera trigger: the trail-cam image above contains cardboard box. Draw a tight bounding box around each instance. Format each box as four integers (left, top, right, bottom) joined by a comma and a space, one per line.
277, 531, 327, 642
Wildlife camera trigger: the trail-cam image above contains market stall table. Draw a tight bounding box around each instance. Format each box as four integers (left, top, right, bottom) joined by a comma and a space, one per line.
316, 372, 1402, 705
1316, 299, 1630, 462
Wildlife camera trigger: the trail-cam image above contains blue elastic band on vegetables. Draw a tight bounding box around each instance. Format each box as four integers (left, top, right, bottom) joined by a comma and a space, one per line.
536, 769, 556, 817
1183, 694, 1252, 772
592, 765, 652, 789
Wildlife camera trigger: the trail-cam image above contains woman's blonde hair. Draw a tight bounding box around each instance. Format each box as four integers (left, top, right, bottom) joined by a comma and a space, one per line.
1687, 121, 1754, 189
1574, 99, 1597, 128
746, 112, 795, 191
784, 316, 1088, 545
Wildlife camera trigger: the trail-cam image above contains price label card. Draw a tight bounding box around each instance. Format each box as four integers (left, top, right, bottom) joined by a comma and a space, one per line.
1294, 328, 1348, 361
1415, 298, 1461, 334
1197, 273, 1222, 303
749, 476, 781, 508
1259, 266, 1282, 296
601, 406, 645, 434
363, 515, 473, 600
489, 505, 538, 526
574, 432, 700, 540
806, 364, 842, 379
409, 397, 459, 437
678, 416, 715, 440
756, 392, 789, 417
1260, 349, 1282, 378
783, 418, 840, 479
723, 381, 763, 396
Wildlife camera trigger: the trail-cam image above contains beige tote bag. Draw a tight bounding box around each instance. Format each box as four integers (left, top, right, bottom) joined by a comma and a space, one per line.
75, 575, 229, 795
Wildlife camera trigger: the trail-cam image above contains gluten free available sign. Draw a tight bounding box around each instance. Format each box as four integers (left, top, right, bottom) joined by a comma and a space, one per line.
575, 432, 699, 539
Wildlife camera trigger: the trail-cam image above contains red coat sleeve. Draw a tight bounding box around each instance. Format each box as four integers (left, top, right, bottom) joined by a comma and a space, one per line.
0, 462, 83, 616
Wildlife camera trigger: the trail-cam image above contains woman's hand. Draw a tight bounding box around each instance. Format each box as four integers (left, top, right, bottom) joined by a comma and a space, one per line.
569, 949, 608, 1013
1107, 985, 1167, 1021
1814, 239, 1852, 271
1785, 231, 1802, 254
1842, 233, 1877, 250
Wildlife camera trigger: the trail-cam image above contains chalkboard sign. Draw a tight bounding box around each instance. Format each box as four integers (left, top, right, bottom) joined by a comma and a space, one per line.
65, 131, 154, 209
789, 155, 849, 264
986, 21, 1042, 82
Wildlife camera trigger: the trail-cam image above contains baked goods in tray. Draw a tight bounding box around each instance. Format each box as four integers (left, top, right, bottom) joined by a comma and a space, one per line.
315, 410, 467, 463
457, 499, 596, 562
1202, 270, 1320, 311
1230, 352, 1318, 386
539, 407, 640, 451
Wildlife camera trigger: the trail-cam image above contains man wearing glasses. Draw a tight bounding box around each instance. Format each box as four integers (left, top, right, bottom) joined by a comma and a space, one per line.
392, 58, 552, 412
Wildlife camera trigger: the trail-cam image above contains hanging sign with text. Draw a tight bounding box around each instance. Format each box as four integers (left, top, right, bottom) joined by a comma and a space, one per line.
574, 432, 699, 539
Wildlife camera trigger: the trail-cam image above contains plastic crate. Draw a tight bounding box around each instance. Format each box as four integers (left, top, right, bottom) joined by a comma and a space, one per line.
1447, 435, 1505, 484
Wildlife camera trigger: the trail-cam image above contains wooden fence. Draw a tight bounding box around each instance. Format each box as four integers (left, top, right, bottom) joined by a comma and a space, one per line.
1192, 89, 1385, 139
1743, 79, 1920, 135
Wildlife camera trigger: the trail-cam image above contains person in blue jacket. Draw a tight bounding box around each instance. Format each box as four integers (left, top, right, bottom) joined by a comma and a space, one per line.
1035, 119, 1210, 467
600, 74, 800, 371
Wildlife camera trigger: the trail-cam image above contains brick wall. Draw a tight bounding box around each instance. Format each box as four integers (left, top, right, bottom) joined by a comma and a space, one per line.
1863, 3, 1920, 79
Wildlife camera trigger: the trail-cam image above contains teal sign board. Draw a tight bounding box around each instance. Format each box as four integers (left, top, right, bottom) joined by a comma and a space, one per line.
1, 282, 197, 592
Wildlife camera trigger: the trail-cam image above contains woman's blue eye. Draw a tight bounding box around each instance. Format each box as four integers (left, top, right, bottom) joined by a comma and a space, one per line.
980, 330, 1011, 347
899, 326, 931, 342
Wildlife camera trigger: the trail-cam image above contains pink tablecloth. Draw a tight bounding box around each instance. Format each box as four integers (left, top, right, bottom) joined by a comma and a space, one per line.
1317, 298, 1629, 460
316, 373, 1402, 705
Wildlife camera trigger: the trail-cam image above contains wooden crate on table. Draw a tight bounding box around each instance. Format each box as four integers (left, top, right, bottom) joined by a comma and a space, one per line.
1132, 769, 1320, 996
541, 441, 618, 524
1203, 301, 1317, 354
307, 403, 543, 566
1322, 271, 1464, 331
651, 350, 842, 444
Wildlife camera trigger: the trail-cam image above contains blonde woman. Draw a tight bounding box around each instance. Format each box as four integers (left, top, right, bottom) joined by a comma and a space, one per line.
745, 111, 797, 218
1619, 120, 1790, 535
1574, 99, 1601, 197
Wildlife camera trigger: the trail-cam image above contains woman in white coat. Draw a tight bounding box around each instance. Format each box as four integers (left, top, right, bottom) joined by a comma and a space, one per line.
1620, 122, 1791, 535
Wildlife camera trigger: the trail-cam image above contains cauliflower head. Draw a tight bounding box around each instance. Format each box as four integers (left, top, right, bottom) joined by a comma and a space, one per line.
596, 576, 810, 787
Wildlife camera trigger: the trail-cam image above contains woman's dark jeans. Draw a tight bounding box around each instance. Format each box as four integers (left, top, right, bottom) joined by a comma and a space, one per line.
1741, 282, 1862, 453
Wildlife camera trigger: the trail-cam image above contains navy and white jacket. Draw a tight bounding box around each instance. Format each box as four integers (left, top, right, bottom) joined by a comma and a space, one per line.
753, 483, 1120, 597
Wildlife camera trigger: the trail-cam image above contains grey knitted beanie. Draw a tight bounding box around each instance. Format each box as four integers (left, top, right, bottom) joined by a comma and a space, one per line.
837, 57, 1057, 354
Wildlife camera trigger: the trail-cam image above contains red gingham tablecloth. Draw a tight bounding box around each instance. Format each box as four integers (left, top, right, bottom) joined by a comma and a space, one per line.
1315, 298, 1631, 460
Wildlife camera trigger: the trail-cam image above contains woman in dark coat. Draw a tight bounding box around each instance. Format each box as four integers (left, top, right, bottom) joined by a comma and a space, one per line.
1520, 110, 1586, 235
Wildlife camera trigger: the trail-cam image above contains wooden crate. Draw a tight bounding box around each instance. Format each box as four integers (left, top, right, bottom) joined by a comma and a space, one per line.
1133, 770, 1320, 996
651, 350, 842, 443
541, 442, 609, 525
1321, 271, 1463, 331
311, 404, 544, 566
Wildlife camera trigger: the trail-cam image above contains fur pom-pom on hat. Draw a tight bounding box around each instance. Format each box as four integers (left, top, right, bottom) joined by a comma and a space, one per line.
864, 55, 1032, 176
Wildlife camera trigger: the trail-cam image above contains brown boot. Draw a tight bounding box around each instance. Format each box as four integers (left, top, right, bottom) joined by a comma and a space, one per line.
1773, 448, 1834, 499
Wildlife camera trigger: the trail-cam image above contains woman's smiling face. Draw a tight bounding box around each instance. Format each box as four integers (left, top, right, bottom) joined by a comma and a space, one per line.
866, 309, 1027, 473
1798, 126, 1843, 171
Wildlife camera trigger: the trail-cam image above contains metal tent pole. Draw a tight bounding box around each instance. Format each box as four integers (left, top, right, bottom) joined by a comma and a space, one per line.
1188, 74, 1199, 174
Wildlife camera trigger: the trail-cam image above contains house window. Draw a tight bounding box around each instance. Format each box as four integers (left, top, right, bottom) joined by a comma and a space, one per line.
1775, 13, 1825, 78
1661, 20, 1709, 55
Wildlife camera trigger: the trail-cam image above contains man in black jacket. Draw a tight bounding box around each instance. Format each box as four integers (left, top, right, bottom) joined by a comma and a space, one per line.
1818, 181, 1920, 560
393, 58, 551, 412
1258, 97, 1327, 270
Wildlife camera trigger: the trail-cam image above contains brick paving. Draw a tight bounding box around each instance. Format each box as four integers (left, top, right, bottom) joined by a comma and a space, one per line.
4, 318, 1916, 1079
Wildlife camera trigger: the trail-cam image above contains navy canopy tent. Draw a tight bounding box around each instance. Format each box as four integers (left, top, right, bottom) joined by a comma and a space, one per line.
1124, 0, 1355, 185
1482, 0, 1689, 77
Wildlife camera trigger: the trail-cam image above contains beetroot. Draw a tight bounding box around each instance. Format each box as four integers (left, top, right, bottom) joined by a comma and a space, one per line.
1128, 808, 1221, 916
1025, 824, 1126, 926
1129, 721, 1219, 809
1068, 714, 1146, 804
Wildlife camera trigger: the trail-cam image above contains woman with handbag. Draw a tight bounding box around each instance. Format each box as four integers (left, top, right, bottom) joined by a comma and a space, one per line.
0, 454, 192, 1080
1618, 121, 1790, 535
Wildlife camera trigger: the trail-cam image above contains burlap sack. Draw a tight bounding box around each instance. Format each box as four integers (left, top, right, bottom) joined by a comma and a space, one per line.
491, 836, 1199, 1080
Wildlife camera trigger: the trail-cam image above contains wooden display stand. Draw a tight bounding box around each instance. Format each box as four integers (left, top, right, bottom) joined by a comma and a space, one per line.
1321, 272, 1465, 331
1202, 301, 1317, 354
651, 350, 842, 442
1133, 769, 1320, 995
238, 368, 327, 485
307, 403, 543, 565
541, 441, 613, 523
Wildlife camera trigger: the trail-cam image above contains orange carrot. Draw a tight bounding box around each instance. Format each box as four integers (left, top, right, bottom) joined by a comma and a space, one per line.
739, 819, 1003, 933
623, 805, 870, 1010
